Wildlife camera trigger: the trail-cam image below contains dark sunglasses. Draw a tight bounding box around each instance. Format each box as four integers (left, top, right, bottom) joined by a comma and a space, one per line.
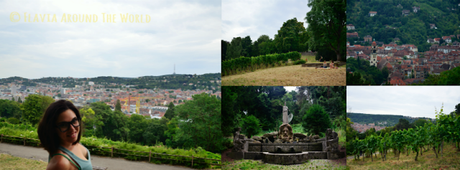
56, 117, 80, 132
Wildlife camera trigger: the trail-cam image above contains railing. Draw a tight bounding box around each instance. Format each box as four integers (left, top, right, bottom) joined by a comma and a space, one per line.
0, 134, 221, 169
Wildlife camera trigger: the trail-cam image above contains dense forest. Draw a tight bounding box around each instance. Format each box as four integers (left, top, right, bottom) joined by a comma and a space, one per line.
347, 0, 460, 52
222, 86, 346, 138
348, 112, 434, 127
0, 73, 221, 91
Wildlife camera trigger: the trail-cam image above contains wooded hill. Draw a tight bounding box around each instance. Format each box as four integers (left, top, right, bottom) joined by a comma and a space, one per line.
347, 0, 460, 52
348, 112, 434, 127
0, 73, 221, 91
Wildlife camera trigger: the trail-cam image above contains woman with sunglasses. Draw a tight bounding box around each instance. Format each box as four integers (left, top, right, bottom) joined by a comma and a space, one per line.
38, 100, 92, 170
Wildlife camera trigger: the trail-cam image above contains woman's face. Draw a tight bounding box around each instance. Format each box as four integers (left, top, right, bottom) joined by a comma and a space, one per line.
55, 109, 79, 145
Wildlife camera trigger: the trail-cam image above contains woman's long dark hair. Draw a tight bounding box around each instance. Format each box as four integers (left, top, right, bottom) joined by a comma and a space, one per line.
37, 100, 82, 154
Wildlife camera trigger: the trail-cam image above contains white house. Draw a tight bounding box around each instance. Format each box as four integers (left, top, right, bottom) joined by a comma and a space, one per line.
369, 11, 377, 17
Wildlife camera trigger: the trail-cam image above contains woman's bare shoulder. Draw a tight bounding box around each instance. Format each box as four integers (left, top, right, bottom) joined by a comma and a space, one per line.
77, 143, 88, 156
47, 154, 74, 170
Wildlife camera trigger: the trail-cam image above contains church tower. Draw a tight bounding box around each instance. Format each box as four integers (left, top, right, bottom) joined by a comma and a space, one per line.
370, 41, 378, 67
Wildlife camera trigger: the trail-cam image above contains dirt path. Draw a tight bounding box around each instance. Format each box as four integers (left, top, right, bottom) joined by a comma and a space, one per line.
0, 143, 192, 170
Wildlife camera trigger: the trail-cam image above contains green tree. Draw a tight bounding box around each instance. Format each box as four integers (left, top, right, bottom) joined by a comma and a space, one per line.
221, 87, 239, 137
241, 36, 252, 57
115, 99, 121, 112
17, 97, 22, 103
164, 102, 175, 119
411, 118, 430, 127
22, 94, 54, 125
242, 115, 261, 139
456, 103, 460, 117
143, 117, 169, 145
302, 104, 332, 135
221, 40, 230, 61
90, 102, 129, 141
174, 93, 224, 153
127, 114, 148, 143
274, 18, 306, 53
80, 107, 98, 137
306, 0, 346, 61
395, 118, 412, 130
165, 117, 180, 148
0, 99, 22, 119
226, 37, 243, 60
7, 117, 20, 124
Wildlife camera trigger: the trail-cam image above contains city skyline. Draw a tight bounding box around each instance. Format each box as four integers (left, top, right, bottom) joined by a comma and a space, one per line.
0, 0, 221, 79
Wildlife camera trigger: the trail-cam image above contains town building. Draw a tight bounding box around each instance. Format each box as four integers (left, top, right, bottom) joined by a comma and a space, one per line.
369, 11, 377, 17
347, 24, 355, 30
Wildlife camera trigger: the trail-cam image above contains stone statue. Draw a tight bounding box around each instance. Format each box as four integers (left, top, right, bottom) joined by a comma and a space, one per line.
282, 102, 292, 124
325, 128, 339, 152
233, 127, 245, 152
279, 123, 293, 143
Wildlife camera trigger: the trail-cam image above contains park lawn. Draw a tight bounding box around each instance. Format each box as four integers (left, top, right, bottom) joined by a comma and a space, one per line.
223, 159, 345, 170
0, 153, 48, 170
347, 143, 460, 170
221, 65, 345, 86
301, 55, 318, 63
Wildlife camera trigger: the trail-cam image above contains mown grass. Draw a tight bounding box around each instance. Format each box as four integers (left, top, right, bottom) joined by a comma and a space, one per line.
302, 55, 318, 63
223, 159, 346, 170
347, 143, 460, 170
221, 65, 345, 86
0, 153, 47, 170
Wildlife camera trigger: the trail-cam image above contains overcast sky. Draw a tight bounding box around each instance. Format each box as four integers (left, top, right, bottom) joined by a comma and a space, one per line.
0, 0, 220, 79
284, 86, 297, 92
347, 86, 460, 119
222, 0, 310, 42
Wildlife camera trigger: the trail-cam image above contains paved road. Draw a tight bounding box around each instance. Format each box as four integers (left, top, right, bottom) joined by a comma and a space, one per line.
0, 143, 193, 170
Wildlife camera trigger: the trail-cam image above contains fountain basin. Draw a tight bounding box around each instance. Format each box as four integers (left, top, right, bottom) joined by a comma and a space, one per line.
248, 142, 323, 152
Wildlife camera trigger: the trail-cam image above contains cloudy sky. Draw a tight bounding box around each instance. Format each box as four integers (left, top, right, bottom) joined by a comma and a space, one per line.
222, 0, 310, 42
0, 0, 220, 79
284, 86, 297, 92
347, 86, 460, 119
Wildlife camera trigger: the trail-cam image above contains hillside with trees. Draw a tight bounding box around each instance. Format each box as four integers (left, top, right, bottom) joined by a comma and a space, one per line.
0, 73, 221, 91
347, 0, 460, 52
348, 112, 435, 127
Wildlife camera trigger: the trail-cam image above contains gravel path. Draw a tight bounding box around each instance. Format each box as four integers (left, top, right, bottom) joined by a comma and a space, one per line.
0, 143, 193, 170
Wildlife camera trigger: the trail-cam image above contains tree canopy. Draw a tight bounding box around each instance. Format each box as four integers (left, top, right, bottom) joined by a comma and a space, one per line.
306, 0, 346, 61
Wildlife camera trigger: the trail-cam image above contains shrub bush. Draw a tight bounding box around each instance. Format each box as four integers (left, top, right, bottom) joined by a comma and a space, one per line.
294, 59, 306, 65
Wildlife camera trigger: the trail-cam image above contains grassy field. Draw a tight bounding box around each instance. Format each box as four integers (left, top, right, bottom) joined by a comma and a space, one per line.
223, 159, 346, 170
302, 55, 319, 63
347, 144, 460, 170
221, 64, 345, 86
0, 153, 47, 170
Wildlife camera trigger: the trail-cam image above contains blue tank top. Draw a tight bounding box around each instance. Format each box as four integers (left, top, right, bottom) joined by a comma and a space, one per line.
49, 144, 93, 170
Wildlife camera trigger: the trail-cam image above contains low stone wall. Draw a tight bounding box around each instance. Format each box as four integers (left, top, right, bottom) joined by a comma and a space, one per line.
248, 142, 323, 152
244, 152, 263, 160
262, 151, 328, 165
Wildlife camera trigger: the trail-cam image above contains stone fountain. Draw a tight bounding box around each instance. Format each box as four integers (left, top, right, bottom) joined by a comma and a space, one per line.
228, 103, 345, 165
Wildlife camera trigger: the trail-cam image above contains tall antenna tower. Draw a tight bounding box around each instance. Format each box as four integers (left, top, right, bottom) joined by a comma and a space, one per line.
174, 64, 175, 75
